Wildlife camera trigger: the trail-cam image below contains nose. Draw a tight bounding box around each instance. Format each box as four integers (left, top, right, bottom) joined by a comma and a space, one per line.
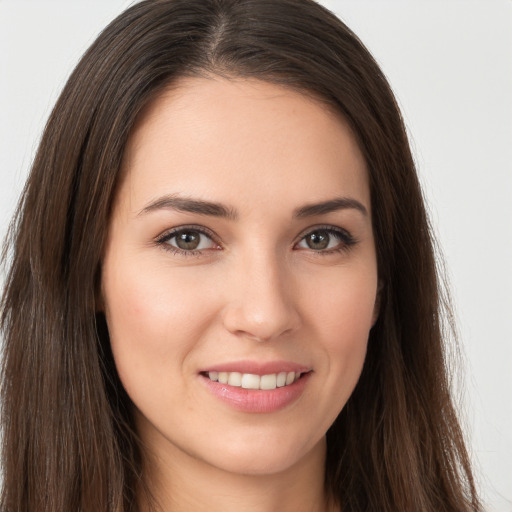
221, 251, 300, 342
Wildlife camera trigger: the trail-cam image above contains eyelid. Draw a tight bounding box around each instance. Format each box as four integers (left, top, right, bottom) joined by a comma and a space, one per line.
294, 224, 357, 252
155, 224, 222, 254
154, 223, 356, 257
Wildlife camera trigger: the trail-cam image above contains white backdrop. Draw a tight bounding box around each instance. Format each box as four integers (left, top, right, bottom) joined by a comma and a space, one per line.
1, 1, 511, 510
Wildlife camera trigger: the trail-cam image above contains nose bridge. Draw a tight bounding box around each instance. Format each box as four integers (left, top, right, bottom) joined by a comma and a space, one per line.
222, 245, 299, 341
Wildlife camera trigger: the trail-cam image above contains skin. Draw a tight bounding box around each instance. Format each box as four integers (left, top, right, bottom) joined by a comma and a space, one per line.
101, 76, 379, 512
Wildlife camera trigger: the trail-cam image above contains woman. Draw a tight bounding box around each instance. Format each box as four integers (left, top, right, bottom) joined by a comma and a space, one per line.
0, 0, 482, 511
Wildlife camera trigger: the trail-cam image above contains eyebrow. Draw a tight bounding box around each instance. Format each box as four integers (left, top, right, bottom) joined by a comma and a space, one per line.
138, 194, 238, 220
294, 197, 368, 218
138, 194, 367, 220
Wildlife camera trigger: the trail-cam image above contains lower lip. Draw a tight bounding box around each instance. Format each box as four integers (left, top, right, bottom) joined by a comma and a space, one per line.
200, 373, 311, 413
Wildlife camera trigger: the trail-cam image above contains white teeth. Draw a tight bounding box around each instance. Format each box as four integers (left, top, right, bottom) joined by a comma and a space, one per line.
207, 370, 304, 390
260, 373, 277, 390
285, 371, 295, 385
241, 373, 260, 389
228, 372, 242, 386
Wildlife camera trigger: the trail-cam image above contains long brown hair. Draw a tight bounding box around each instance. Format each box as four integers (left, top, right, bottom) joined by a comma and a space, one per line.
1, 0, 481, 510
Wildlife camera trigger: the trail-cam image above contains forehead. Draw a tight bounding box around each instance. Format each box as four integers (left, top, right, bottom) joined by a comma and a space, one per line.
119, 76, 370, 216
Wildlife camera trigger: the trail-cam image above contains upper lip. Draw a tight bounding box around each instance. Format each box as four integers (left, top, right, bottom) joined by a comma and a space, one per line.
200, 360, 311, 376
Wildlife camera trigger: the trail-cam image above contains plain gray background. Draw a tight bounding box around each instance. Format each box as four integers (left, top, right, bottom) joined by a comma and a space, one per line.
1, 1, 511, 510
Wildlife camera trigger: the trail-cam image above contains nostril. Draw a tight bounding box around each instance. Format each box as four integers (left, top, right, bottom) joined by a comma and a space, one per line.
221, 300, 300, 343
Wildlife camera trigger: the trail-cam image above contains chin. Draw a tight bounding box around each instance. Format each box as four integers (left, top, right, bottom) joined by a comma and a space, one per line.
198, 431, 326, 477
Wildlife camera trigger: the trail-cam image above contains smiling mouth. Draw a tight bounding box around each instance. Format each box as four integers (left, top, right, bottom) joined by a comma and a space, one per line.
202, 371, 309, 390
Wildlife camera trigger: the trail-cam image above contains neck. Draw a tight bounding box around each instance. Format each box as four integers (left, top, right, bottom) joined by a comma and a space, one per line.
139, 437, 338, 512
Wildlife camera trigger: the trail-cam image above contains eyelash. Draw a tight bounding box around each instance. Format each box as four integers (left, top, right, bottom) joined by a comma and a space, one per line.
155, 224, 357, 257
155, 225, 220, 257
296, 225, 357, 255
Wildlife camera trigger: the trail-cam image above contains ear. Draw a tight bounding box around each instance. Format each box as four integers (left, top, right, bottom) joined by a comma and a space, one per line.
371, 280, 384, 327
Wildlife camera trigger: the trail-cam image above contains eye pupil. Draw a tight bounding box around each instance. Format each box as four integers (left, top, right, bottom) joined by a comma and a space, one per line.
176, 231, 200, 250
306, 230, 330, 250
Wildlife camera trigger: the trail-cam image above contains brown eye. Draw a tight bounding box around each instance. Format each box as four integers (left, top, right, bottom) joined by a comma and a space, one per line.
175, 230, 201, 250
304, 230, 330, 250
296, 227, 356, 253
160, 228, 218, 253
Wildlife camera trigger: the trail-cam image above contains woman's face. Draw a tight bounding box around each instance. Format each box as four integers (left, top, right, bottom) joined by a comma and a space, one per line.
101, 77, 378, 476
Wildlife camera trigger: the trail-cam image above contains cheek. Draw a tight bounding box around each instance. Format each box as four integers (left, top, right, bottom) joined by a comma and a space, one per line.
104, 255, 213, 335
309, 260, 377, 332
101, 259, 216, 398
305, 267, 377, 392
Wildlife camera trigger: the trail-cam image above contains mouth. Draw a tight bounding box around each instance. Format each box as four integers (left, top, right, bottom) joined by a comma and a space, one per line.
201, 370, 309, 390
200, 368, 312, 413
199, 361, 312, 412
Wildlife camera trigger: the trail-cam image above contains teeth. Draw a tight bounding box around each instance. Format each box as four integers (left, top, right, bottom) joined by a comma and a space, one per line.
241, 373, 260, 389
228, 372, 242, 386
260, 373, 277, 390
207, 370, 302, 390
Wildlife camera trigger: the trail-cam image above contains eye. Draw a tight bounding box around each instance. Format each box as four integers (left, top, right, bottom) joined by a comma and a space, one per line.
296, 227, 356, 252
157, 227, 219, 254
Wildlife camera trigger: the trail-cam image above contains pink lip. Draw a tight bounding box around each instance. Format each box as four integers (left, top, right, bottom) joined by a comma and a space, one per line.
199, 361, 312, 413
201, 360, 310, 375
